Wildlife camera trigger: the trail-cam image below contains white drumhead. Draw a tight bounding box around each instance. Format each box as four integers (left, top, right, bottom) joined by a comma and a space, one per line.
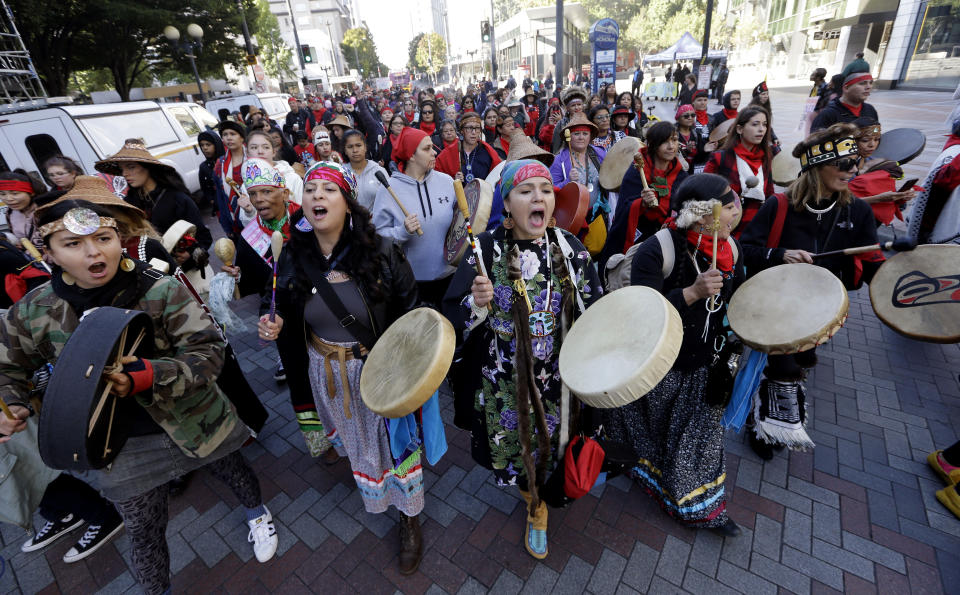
559, 286, 683, 408
360, 308, 455, 418
728, 263, 848, 354
485, 161, 506, 186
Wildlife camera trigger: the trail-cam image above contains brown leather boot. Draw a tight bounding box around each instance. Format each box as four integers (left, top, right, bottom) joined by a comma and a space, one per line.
397, 512, 422, 575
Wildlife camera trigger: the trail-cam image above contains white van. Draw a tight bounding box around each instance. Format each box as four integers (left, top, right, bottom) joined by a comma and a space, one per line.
205, 92, 291, 126
0, 100, 211, 194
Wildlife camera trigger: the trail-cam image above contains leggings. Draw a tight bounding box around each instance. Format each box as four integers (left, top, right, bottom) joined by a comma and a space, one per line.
113, 451, 262, 595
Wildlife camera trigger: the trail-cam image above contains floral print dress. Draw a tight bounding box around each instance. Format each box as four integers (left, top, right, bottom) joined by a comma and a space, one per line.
446, 229, 603, 489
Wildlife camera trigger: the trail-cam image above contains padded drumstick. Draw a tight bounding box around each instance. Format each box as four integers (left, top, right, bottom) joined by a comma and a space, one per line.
375, 170, 423, 236
813, 237, 917, 259
632, 152, 651, 191
20, 238, 51, 273
214, 238, 240, 299
708, 202, 723, 309
269, 231, 283, 321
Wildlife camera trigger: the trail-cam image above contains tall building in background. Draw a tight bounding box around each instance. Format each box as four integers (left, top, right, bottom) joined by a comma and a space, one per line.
430, 0, 448, 40
267, 0, 355, 91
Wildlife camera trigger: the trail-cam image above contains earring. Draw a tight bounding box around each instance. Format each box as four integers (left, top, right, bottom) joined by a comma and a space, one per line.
61, 271, 75, 285
502, 212, 514, 230
120, 257, 136, 272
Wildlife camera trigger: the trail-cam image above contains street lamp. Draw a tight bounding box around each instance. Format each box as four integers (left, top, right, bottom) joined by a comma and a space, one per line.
164, 24, 206, 100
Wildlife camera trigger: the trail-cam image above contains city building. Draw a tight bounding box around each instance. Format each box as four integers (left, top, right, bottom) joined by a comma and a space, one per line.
266, 0, 355, 92
720, 0, 958, 90
493, 4, 590, 80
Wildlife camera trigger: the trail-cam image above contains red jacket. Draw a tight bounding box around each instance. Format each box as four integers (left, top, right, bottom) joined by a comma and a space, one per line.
434, 141, 502, 179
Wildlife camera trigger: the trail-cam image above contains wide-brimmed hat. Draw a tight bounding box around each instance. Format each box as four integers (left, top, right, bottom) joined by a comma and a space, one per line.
95, 139, 177, 177
562, 112, 598, 141
561, 85, 588, 106
36, 175, 144, 217
611, 105, 635, 120
327, 114, 352, 129
506, 130, 554, 167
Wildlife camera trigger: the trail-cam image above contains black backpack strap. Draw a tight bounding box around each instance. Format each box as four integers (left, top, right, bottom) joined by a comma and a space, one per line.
300, 257, 377, 351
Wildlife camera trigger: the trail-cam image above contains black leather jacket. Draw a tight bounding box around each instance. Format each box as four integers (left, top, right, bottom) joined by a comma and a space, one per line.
262, 232, 419, 413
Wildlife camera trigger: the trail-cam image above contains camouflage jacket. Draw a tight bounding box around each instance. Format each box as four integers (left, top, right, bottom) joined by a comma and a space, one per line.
0, 276, 238, 458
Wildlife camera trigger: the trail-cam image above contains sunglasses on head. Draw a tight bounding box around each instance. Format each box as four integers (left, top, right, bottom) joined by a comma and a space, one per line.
830, 158, 858, 172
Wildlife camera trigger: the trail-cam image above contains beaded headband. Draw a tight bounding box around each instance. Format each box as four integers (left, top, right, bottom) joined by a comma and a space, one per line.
39, 207, 117, 238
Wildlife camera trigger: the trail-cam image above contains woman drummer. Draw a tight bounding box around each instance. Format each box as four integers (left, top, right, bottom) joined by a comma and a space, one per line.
704, 105, 775, 234
603, 173, 744, 537
740, 122, 883, 460
257, 161, 427, 574
0, 199, 278, 595
442, 159, 603, 560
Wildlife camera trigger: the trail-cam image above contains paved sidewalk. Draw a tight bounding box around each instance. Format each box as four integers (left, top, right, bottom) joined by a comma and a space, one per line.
1, 87, 959, 594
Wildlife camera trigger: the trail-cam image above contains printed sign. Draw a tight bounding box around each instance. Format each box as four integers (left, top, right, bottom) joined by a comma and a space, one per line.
589, 19, 620, 94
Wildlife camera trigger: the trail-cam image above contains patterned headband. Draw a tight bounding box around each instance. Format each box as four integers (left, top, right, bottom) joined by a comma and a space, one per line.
799, 136, 859, 172
243, 158, 286, 190
39, 207, 117, 238
498, 159, 553, 200
304, 161, 357, 201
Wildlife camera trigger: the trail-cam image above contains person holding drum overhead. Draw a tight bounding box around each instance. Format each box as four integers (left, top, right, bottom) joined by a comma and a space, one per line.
256, 160, 430, 574
704, 105, 775, 235
740, 123, 884, 460
0, 199, 279, 594
442, 159, 603, 560
602, 173, 744, 536
372, 126, 457, 306
601, 121, 689, 269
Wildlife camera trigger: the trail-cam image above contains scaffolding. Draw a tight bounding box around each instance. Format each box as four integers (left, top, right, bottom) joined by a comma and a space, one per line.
0, 0, 47, 113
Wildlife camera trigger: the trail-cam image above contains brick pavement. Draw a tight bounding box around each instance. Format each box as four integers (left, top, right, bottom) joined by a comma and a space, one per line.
2, 89, 959, 594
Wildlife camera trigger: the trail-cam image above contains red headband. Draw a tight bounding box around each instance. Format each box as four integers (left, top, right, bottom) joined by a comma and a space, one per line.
304, 164, 354, 198
844, 73, 873, 88
0, 180, 35, 194
570, 125, 592, 134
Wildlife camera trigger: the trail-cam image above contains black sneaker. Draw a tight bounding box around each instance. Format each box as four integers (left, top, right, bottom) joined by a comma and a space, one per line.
62, 517, 124, 563
274, 359, 286, 383
21, 513, 84, 552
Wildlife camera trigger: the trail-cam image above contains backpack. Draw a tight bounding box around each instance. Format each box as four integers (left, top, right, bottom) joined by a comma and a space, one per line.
604, 228, 739, 292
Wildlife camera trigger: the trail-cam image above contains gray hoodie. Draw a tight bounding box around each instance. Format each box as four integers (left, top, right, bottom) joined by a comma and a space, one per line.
372, 169, 456, 281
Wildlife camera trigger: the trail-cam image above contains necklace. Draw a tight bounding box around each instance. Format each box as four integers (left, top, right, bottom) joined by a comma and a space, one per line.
805, 199, 837, 221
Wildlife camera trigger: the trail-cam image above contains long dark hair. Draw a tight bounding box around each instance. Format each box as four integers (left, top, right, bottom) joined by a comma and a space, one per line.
722, 105, 773, 164
0, 168, 46, 197
287, 188, 385, 303
645, 121, 678, 158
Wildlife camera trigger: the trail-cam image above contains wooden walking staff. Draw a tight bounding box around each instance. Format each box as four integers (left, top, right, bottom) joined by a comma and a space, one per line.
708, 202, 723, 309
453, 180, 492, 311
374, 170, 423, 236
260, 231, 285, 347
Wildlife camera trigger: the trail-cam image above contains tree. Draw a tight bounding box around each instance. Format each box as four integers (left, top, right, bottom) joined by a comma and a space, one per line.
407, 32, 425, 72
415, 33, 446, 82
254, 0, 295, 81
340, 26, 386, 77
8, 0, 261, 101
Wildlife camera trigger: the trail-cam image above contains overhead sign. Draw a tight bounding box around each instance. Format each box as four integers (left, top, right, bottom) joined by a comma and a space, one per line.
588, 19, 620, 94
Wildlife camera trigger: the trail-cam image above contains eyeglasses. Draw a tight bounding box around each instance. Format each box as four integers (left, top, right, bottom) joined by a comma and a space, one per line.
463, 126, 482, 132
830, 158, 858, 172
421, 110, 433, 115
593, 114, 610, 121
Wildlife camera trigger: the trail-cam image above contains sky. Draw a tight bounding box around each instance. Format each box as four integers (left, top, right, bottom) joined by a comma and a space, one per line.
357, 0, 492, 71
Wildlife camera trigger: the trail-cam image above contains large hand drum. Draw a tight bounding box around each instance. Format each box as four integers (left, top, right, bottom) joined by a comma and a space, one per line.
728, 263, 848, 354
38, 307, 154, 471
559, 286, 683, 408
873, 128, 926, 165
599, 136, 642, 191
869, 244, 960, 343
360, 308, 455, 418
444, 179, 493, 265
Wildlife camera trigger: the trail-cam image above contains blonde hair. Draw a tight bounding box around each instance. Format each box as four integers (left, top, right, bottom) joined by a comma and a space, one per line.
785, 122, 858, 211
110, 209, 161, 240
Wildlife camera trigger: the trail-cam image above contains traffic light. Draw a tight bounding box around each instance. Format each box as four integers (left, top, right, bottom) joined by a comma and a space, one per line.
481, 21, 490, 43
301, 45, 312, 63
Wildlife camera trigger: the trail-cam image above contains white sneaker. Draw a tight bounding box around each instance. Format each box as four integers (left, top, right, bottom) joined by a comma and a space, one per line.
247, 506, 278, 563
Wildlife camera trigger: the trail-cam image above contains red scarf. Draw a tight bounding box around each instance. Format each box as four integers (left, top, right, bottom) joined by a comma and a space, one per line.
695, 110, 709, 126
841, 101, 862, 117
404, 110, 416, 123
500, 135, 511, 155
686, 230, 734, 272
944, 134, 960, 151
419, 121, 436, 136
733, 142, 764, 175
722, 108, 738, 120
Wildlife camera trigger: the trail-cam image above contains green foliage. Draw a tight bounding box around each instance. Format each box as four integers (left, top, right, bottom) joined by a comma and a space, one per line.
415, 33, 446, 79
340, 26, 386, 77
408, 32, 425, 71
255, 0, 295, 80
8, 0, 260, 101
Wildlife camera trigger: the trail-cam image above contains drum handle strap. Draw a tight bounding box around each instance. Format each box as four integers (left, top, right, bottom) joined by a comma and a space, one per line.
303, 259, 377, 352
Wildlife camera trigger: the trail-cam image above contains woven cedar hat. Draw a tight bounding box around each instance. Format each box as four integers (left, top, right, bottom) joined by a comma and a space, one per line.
36, 175, 143, 217
506, 130, 554, 166
562, 112, 599, 140
327, 114, 352, 129
95, 138, 177, 177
